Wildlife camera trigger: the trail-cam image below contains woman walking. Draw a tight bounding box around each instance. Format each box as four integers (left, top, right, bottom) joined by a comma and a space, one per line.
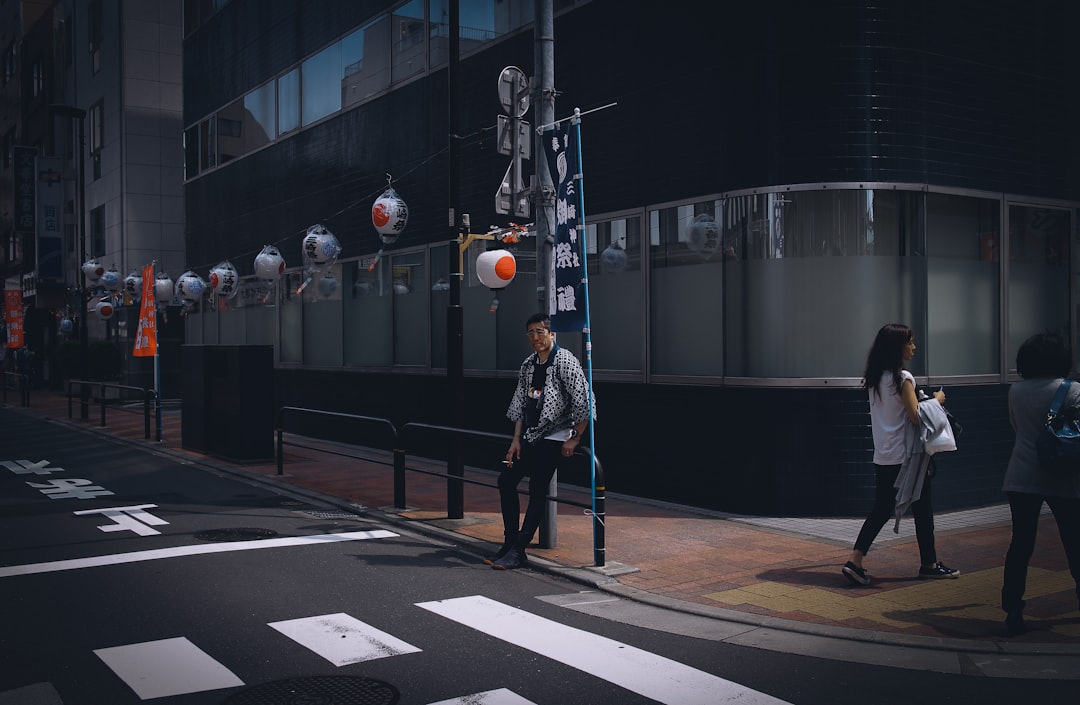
842, 323, 959, 586
1000, 331, 1080, 636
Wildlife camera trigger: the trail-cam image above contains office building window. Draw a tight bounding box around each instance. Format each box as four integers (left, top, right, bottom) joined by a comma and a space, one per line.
88, 0, 103, 75
88, 101, 104, 180
277, 69, 300, 136
1007, 204, 1071, 370
302, 43, 342, 126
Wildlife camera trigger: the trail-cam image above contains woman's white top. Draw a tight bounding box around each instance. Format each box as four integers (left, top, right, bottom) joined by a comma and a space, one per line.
869, 369, 914, 465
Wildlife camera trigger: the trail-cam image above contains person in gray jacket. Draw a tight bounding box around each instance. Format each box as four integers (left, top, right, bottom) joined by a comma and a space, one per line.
1001, 331, 1080, 636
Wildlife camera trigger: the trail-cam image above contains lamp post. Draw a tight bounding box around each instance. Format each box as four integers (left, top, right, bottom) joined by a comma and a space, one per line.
49, 104, 89, 420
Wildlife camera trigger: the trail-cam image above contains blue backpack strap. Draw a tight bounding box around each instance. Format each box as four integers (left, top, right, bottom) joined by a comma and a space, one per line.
1049, 379, 1073, 417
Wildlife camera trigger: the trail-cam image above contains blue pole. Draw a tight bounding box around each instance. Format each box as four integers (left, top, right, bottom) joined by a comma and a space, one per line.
571, 108, 601, 564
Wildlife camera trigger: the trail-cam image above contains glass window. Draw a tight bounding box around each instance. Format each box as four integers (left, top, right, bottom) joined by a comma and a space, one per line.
183, 126, 198, 179
89, 205, 105, 260
1007, 204, 1071, 370
428, 0, 449, 68
586, 216, 642, 373
344, 256, 392, 366
926, 193, 1000, 375
302, 263, 343, 366
723, 190, 926, 378
279, 272, 303, 363
649, 199, 724, 376
244, 81, 276, 149
341, 16, 390, 107
392, 251, 427, 366
430, 243, 450, 369
302, 42, 342, 126
277, 68, 300, 135
198, 117, 216, 171
392, 0, 426, 84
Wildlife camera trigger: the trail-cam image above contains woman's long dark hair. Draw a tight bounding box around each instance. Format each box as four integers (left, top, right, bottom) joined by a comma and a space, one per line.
862, 323, 913, 399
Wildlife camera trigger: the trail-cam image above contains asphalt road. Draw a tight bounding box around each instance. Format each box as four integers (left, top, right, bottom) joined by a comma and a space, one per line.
2, 409, 1076, 705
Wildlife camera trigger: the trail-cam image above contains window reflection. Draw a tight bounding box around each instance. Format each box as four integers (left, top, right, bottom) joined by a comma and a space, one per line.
278, 68, 300, 135
392, 0, 426, 84
302, 43, 342, 126
1007, 204, 1070, 370
342, 17, 390, 106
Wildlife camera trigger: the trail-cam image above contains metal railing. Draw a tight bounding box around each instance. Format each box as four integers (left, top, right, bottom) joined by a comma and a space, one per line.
66, 379, 161, 441
276, 406, 606, 567
2, 372, 30, 407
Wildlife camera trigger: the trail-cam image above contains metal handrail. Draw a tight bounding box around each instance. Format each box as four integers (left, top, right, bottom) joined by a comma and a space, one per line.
66, 379, 160, 441
2, 372, 30, 407
276, 407, 606, 566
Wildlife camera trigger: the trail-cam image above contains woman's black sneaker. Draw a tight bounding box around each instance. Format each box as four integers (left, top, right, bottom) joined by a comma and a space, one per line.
918, 562, 960, 579
842, 561, 870, 586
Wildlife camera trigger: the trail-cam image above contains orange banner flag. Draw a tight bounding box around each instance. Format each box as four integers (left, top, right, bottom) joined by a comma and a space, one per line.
4, 289, 24, 349
132, 264, 157, 357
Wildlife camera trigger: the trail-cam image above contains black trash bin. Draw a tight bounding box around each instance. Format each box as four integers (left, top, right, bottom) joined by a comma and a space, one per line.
182, 345, 274, 462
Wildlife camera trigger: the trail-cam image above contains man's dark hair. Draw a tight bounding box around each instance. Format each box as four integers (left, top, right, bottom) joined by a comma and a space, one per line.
526, 312, 551, 330
1016, 330, 1073, 379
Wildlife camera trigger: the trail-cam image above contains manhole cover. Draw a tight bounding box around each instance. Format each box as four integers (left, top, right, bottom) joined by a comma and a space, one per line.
194, 527, 278, 542
222, 675, 399, 705
300, 510, 362, 520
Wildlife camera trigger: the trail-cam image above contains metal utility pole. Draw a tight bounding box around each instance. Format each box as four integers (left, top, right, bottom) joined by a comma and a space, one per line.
446, 0, 465, 519
534, 0, 555, 314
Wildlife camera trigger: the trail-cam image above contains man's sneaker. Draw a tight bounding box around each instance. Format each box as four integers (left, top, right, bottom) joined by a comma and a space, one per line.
842, 561, 870, 586
491, 547, 528, 571
918, 562, 960, 579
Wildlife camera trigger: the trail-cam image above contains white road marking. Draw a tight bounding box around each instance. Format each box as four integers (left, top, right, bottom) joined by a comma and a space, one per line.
427, 688, 538, 705
268, 613, 421, 666
0, 530, 398, 578
93, 637, 244, 699
417, 595, 792, 705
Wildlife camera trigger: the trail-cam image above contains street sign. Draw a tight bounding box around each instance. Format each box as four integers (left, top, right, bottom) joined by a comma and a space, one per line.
497, 115, 532, 158
497, 66, 530, 118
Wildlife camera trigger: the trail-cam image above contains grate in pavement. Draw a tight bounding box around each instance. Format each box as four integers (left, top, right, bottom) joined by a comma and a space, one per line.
221, 675, 399, 704
194, 527, 279, 542
300, 510, 365, 520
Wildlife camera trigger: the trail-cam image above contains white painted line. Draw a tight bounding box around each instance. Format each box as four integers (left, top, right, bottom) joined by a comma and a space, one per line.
0, 530, 398, 578
93, 637, 244, 699
267, 613, 421, 666
417, 595, 792, 705
427, 688, 538, 705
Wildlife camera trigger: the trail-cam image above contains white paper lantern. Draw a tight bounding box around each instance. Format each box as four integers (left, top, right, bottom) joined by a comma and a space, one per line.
95, 298, 115, 320
600, 242, 628, 274
209, 260, 240, 300
154, 271, 174, 306
101, 265, 121, 292
124, 270, 142, 298
475, 249, 516, 289
372, 188, 408, 243
254, 245, 285, 283
175, 270, 207, 302
82, 258, 105, 283
686, 213, 720, 258
59, 318, 74, 335
302, 225, 342, 271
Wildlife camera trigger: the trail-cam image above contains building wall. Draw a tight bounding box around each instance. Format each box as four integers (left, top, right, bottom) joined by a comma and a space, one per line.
181, 0, 1080, 515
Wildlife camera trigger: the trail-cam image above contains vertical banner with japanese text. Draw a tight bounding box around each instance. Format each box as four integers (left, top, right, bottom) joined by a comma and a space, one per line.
542, 123, 586, 332
4, 290, 25, 349
132, 264, 157, 357
35, 157, 64, 281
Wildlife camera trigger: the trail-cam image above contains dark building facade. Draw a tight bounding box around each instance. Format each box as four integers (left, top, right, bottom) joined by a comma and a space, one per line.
181, 0, 1080, 515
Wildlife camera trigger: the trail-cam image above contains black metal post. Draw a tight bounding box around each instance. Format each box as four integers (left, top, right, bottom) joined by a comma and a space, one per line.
446, 0, 464, 520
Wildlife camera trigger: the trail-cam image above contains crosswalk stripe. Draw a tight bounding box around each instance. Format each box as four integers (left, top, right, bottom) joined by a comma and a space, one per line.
427, 688, 538, 705
268, 613, 422, 666
417, 595, 792, 705
0, 530, 398, 578
93, 637, 244, 700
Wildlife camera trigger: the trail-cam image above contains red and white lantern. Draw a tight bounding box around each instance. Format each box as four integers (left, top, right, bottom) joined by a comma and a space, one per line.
372, 188, 408, 244
475, 249, 516, 289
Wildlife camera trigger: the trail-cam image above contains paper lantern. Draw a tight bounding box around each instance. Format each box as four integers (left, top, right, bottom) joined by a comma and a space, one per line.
475, 249, 516, 289
372, 188, 408, 244
82, 258, 105, 283
600, 243, 628, 274
124, 270, 142, 298
59, 318, 74, 335
154, 271, 174, 306
100, 265, 121, 292
175, 270, 207, 302
302, 225, 342, 271
95, 298, 114, 320
209, 260, 240, 300
686, 213, 720, 257
254, 245, 285, 283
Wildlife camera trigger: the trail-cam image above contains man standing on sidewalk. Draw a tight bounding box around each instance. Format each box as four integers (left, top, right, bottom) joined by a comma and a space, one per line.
490, 313, 594, 570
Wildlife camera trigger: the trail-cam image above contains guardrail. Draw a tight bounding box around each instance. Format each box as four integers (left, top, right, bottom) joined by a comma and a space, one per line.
276, 406, 606, 567
2, 372, 30, 407
66, 379, 161, 441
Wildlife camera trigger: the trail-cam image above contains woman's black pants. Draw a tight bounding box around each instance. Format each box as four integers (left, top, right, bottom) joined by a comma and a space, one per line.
1001, 492, 1080, 614
852, 462, 938, 566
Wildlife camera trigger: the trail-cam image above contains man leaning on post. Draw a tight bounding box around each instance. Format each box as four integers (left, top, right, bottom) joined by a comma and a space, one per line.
488, 312, 595, 570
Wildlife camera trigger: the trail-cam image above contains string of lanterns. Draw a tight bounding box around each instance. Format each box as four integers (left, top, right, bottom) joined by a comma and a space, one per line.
59, 178, 533, 333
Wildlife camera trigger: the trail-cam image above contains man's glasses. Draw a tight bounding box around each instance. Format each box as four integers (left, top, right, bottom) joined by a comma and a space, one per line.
525, 328, 550, 338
